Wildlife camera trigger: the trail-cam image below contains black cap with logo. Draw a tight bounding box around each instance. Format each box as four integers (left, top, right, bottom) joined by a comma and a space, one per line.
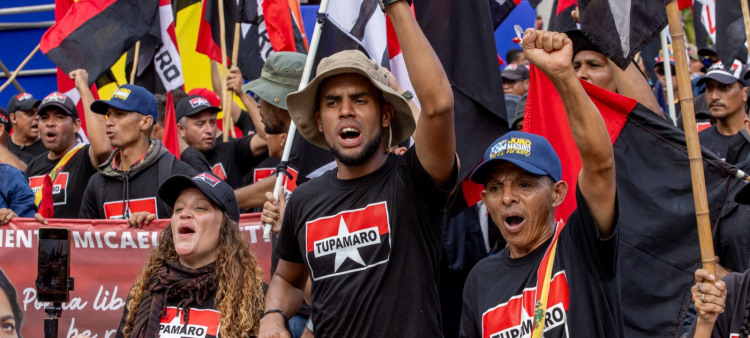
7, 92, 40, 114
37, 92, 79, 119
0, 107, 10, 132
158, 173, 240, 222
175, 95, 222, 121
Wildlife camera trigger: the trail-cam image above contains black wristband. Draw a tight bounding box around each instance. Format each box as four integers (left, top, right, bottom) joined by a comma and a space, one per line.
262, 309, 289, 326
377, 0, 412, 12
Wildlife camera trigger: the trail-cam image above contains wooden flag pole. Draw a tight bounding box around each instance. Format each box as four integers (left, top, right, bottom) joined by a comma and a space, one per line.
741, 0, 750, 61
227, 22, 241, 139
0, 44, 40, 94
218, 0, 230, 142
0, 59, 25, 93
129, 41, 141, 85
666, 0, 715, 275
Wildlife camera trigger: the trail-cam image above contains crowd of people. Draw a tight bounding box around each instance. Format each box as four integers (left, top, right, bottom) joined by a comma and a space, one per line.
4, 0, 750, 337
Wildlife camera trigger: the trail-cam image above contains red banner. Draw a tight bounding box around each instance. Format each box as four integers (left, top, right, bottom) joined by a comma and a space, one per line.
0, 214, 271, 338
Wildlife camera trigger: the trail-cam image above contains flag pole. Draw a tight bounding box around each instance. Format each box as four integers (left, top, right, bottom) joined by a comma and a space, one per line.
0, 59, 25, 93
263, 0, 331, 240
666, 0, 715, 275
660, 28, 677, 124
129, 41, 140, 85
741, 0, 750, 61
0, 44, 40, 93
228, 22, 241, 139
218, 0, 231, 142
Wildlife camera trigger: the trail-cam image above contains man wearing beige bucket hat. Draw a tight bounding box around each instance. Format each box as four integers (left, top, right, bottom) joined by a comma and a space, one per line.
260, 1, 457, 337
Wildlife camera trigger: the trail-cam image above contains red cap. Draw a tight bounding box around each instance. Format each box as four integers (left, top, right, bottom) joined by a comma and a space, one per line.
187, 88, 221, 108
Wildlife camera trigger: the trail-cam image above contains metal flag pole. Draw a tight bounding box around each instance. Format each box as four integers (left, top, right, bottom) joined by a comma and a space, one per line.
660, 27, 677, 125
263, 0, 331, 240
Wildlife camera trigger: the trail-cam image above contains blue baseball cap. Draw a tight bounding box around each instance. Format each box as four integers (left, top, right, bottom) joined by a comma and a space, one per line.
470, 131, 562, 184
90, 84, 158, 120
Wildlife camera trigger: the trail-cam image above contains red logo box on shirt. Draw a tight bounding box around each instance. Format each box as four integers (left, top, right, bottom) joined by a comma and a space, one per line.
29, 172, 69, 206
159, 307, 221, 338
104, 197, 158, 220
482, 272, 570, 338
305, 202, 391, 280
211, 163, 227, 181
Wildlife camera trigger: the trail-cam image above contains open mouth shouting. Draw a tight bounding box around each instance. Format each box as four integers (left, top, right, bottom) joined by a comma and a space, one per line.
177, 224, 196, 238
338, 126, 362, 147
503, 212, 526, 234
45, 130, 58, 143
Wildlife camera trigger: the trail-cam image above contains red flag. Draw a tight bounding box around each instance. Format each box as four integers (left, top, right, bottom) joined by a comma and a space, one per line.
38, 175, 55, 218
52, 0, 103, 140
678, 0, 692, 10
263, 0, 296, 52
523, 65, 634, 220
163, 92, 180, 160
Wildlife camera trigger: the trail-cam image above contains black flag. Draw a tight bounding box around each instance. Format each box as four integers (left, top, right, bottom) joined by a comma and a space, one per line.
578, 0, 667, 68
715, 0, 749, 67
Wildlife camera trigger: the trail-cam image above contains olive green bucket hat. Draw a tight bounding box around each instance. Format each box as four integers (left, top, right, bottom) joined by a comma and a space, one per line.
286, 50, 415, 150
242, 52, 306, 110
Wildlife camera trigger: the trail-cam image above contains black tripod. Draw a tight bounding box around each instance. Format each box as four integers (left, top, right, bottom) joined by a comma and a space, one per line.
41, 277, 74, 338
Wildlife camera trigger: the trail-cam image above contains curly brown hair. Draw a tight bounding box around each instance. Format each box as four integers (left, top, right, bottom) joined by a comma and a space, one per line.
120, 212, 265, 337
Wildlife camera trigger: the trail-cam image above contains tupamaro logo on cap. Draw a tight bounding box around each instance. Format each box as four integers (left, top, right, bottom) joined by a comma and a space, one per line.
43, 93, 66, 104
190, 97, 210, 108
113, 88, 131, 100
194, 173, 220, 187
16, 93, 33, 101
491, 137, 532, 158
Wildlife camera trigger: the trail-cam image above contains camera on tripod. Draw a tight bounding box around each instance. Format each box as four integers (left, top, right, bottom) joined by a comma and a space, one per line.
36, 227, 74, 338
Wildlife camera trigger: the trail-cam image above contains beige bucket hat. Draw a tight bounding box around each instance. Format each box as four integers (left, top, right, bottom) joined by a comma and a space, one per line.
286, 50, 415, 150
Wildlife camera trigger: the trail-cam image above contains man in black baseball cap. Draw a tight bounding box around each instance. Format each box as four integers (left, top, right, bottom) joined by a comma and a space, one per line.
175, 92, 268, 190
79, 84, 198, 221
6, 92, 45, 165
25, 69, 112, 219
0, 106, 31, 172
696, 60, 749, 160
501, 64, 530, 96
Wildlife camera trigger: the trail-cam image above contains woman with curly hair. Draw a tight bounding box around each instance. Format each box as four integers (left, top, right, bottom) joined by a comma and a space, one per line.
77, 172, 265, 338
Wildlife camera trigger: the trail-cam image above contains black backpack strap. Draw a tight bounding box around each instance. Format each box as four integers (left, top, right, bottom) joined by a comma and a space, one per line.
158, 155, 176, 218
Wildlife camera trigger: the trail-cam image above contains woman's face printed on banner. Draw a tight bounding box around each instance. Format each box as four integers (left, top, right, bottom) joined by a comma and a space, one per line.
171, 188, 224, 268
0, 289, 19, 338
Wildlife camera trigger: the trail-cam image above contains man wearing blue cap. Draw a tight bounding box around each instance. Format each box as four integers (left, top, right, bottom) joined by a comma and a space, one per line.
79, 84, 197, 223
459, 29, 621, 337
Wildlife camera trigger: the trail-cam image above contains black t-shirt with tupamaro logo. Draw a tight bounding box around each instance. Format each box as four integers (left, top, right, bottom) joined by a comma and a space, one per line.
459, 186, 622, 338
203, 135, 267, 189
25, 145, 97, 219
275, 148, 457, 338
8, 138, 47, 164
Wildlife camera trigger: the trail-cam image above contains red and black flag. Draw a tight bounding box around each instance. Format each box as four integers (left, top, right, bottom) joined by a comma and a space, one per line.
547, 0, 577, 32
197, 0, 307, 81
693, 0, 709, 49
40, 0, 160, 87
416, 0, 509, 187
524, 66, 741, 336
577, 0, 667, 68
489, 0, 522, 29
125, 0, 185, 94
715, 0, 749, 68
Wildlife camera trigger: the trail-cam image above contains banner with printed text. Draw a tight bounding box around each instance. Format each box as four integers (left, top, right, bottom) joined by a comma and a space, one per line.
0, 214, 271, 338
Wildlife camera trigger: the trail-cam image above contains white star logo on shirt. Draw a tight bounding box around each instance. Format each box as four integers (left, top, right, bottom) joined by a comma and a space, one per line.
333, 217, 366, 272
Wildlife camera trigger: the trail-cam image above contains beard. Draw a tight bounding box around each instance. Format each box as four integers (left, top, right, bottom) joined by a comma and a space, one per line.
327, 130, 382, 166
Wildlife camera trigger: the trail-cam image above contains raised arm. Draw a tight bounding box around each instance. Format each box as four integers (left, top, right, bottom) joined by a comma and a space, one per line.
71, 69, 112, 167
610, 60, 664, 118
386, 1, 455, 187
523, 29, 616, 237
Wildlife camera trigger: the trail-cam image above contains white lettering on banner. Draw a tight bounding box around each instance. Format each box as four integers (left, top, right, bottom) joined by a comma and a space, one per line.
66, 317, 118, 338
1, 230, 161, 249
22, 288, 87, 311
93, 286, 125, 311
244, 225, 270, 243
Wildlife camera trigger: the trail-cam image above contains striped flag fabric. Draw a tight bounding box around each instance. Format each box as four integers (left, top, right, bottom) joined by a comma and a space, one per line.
548, 0, 578, 32
126, 0, 185, 93
578, 0, 667, 68
41, 0, 160, 86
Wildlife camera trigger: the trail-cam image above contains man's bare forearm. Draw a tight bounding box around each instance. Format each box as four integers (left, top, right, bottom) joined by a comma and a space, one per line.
0, 146, 27, 171
610, 60, 664, 118
235, 176, 274, 209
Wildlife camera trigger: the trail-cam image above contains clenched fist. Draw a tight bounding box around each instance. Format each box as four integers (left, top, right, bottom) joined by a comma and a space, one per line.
522, 29, 574, 80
